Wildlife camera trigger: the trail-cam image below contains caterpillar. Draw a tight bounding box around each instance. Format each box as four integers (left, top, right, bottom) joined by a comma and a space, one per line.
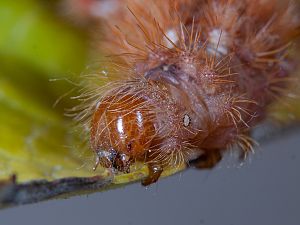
72, 0, 300, 186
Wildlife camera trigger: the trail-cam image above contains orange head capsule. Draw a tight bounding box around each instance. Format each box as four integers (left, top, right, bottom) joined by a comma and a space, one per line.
91, 94, 156, 173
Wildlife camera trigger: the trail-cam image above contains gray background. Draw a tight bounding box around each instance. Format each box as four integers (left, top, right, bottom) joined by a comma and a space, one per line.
0, 130, 299, 225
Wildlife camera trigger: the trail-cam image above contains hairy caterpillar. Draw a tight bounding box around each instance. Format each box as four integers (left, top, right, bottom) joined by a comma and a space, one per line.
72, 0, 300, 186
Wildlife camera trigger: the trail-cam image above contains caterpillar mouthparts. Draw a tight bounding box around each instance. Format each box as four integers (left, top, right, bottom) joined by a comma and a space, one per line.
75, 0, 300, 185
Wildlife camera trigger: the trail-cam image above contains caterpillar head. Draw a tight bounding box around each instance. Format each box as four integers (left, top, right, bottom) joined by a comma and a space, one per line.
90, 93, 157, 173
89, 76, 206, 175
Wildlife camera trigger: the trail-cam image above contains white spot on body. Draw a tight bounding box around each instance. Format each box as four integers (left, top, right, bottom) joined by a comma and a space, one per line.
164, 29, 179, 48
136, 111, 143, 128
183, 114, 191, 127
117, 116, 124, 134
208, 29, 229, 56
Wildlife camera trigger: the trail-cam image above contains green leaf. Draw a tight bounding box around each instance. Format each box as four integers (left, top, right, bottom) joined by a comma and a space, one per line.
0, 0, 87, 76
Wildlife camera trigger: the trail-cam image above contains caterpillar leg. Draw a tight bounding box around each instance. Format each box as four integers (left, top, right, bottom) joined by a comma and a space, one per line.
142, 164, 163, 186
191, 150, 222, 169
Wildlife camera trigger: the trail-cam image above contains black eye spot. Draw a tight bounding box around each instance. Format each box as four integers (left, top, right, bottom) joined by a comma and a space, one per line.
183, 114, 191, 127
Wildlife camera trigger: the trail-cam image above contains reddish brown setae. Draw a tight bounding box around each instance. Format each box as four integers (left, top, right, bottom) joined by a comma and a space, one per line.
73, 0, 300, 185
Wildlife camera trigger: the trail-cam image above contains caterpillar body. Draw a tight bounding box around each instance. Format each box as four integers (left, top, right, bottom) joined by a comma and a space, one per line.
73, 0, 300, 185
